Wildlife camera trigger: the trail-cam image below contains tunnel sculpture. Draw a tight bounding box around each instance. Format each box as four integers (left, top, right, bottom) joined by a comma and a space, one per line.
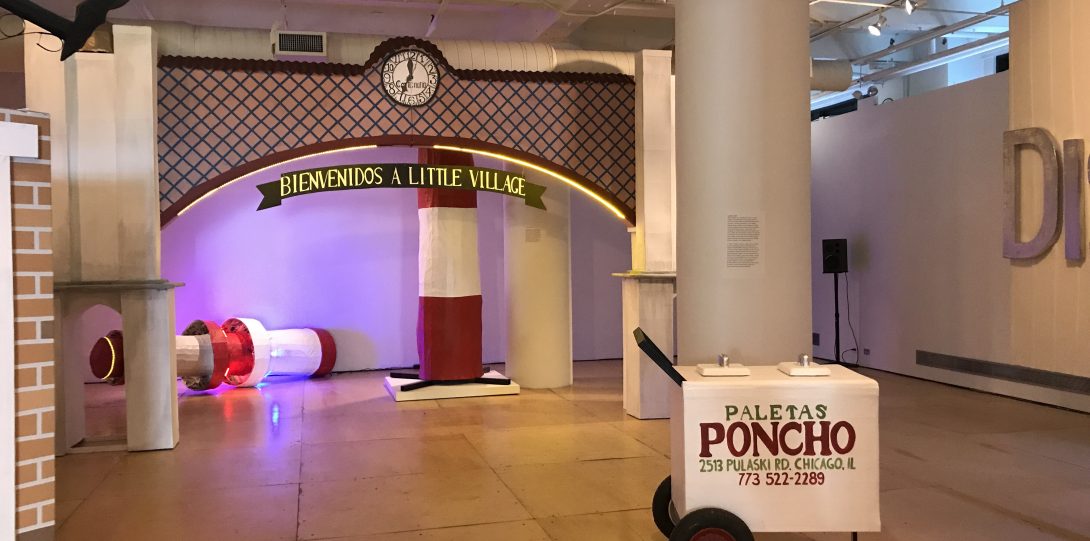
89, 318, 337, 391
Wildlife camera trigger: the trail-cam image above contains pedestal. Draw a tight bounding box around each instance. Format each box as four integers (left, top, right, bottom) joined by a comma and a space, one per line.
616, 271, 675, 419
383, 370, 521, 402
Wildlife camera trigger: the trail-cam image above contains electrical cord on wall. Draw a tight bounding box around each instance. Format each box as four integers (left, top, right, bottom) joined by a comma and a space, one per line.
841, 273, 860, 366
0, 13, 60, 51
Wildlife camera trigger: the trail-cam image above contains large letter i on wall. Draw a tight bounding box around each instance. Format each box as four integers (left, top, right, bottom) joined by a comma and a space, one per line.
1003, 128, 1062, 260
1063, 139, 1085, 261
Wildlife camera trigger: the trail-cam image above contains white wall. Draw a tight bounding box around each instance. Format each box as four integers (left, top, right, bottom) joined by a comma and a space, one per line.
570, 192, 630, 360
812, 72, 1090, 412
0, 73, 24, 110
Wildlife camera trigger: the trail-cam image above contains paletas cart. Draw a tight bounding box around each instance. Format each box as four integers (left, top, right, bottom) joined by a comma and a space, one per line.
634, 329, 880, 541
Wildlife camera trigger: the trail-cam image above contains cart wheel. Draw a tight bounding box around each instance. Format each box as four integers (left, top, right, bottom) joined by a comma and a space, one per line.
669, 508, 753, 541
652, 475, 677, 537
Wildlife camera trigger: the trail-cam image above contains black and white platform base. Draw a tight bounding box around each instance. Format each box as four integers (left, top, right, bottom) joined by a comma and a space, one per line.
383, 370, 521, 402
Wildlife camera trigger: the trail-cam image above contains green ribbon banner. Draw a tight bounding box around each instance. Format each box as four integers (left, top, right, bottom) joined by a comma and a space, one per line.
256, 163, 546, 211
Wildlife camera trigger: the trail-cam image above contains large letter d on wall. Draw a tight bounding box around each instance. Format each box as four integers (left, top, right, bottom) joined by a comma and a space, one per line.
1003, 128, 1062, 260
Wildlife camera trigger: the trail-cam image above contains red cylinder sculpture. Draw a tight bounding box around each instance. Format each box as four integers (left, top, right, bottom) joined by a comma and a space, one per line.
416, 148, 484, 381
88, 318, 337, 392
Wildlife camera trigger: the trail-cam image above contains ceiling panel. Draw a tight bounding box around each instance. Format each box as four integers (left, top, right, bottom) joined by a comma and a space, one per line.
0, 0, 1015, 73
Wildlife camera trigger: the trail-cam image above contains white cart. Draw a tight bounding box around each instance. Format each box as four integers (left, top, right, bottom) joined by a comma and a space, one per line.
635, 330, 880, 541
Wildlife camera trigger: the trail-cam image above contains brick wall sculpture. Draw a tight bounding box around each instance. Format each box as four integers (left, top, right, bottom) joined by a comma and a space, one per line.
4, 108, 55, 538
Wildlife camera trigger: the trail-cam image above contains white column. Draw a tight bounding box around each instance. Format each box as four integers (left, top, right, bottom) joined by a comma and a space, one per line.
1007, 1, 1090, 379
57, 27, 178, 451
65, 52, 121, 281
121, 289, 179, 451
25, 36, 78, 456
113, 25, 162, 280
620, 49, 677, 419
56, 52, 119, 455
675, 0, 812, 366
620, 275, 674, 418
504, 176, 572, 389
24, 23, 71, 283
634, 49, 676, 273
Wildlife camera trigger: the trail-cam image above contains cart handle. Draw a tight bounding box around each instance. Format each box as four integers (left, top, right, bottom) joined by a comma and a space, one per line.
633, 327, 685, 387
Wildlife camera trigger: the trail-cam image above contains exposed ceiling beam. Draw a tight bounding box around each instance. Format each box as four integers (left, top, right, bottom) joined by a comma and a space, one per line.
809, 0, 900, 42
856, 30, 1007, 83
532, 0, 672, 43
851, 1, 1010, 65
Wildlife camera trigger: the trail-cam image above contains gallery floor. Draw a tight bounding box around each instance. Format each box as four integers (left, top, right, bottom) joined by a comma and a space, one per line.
55, 360, 1090, 541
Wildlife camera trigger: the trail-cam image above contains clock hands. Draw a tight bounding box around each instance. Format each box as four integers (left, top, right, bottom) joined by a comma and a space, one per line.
401, 57, 415, 94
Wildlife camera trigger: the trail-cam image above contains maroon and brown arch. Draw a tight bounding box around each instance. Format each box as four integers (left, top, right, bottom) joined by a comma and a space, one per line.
159, 135, 636, 227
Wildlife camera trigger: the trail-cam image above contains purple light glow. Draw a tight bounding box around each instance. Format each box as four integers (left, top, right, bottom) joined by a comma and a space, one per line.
162, 145, 633, 373
162, 147, 508, 372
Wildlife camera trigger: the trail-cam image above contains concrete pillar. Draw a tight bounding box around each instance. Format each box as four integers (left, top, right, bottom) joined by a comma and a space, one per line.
65, 53, 121, 281
24, 34, 80, 455
675, 0, 812, 366
55, 51, 120, 452
24, 23, 71, 284
114, 26, 162, 280
619, 49, 677, 419
504, 174, 572, 389
620, 275, 674, 418
120, 289, 179, 451
1008, 1, 1090, 376
51, 25, 180, 451
633, 49, 676, 273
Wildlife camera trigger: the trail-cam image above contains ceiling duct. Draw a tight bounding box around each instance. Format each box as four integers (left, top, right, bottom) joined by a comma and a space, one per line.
273, 30, 327, 58
138, 21, 845, 90
811, 60, 852, 91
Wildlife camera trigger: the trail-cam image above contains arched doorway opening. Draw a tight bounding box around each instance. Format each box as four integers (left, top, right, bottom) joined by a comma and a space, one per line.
160, 141, 632, 380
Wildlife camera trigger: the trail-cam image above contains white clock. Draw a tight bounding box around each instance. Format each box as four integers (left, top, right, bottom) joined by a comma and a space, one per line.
382, 49, 440, 107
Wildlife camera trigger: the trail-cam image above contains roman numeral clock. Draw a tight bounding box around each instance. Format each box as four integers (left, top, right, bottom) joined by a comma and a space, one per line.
382, 49, 441, 107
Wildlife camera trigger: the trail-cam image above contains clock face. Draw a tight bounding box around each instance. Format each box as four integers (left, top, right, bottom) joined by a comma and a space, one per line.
382, 50, 440, 107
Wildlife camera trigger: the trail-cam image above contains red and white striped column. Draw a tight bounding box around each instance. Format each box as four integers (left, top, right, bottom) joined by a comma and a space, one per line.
416, 148, 484, 381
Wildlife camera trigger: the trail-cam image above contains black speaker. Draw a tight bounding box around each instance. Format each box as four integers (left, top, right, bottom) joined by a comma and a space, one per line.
822, 239, 848, 274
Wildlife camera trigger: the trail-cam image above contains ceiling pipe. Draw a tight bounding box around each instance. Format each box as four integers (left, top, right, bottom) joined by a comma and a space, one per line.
812, 59, 853, 91
851, 2, 1012, 66
137, 20, 635, 73
135, 20, 847, 90
810, 31, 1008, 109
856, 31, 1008, 84
424, 0, 445, 38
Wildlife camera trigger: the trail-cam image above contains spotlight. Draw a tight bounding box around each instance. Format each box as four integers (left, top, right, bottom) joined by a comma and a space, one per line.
904, 0, 918, 14
867, 14, 887, 36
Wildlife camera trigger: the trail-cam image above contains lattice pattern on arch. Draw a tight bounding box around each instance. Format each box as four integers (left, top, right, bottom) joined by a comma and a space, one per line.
157, 50, 636, 216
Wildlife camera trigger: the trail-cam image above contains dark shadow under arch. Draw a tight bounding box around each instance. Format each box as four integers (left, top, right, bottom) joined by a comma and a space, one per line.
160, 135, 636, 227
